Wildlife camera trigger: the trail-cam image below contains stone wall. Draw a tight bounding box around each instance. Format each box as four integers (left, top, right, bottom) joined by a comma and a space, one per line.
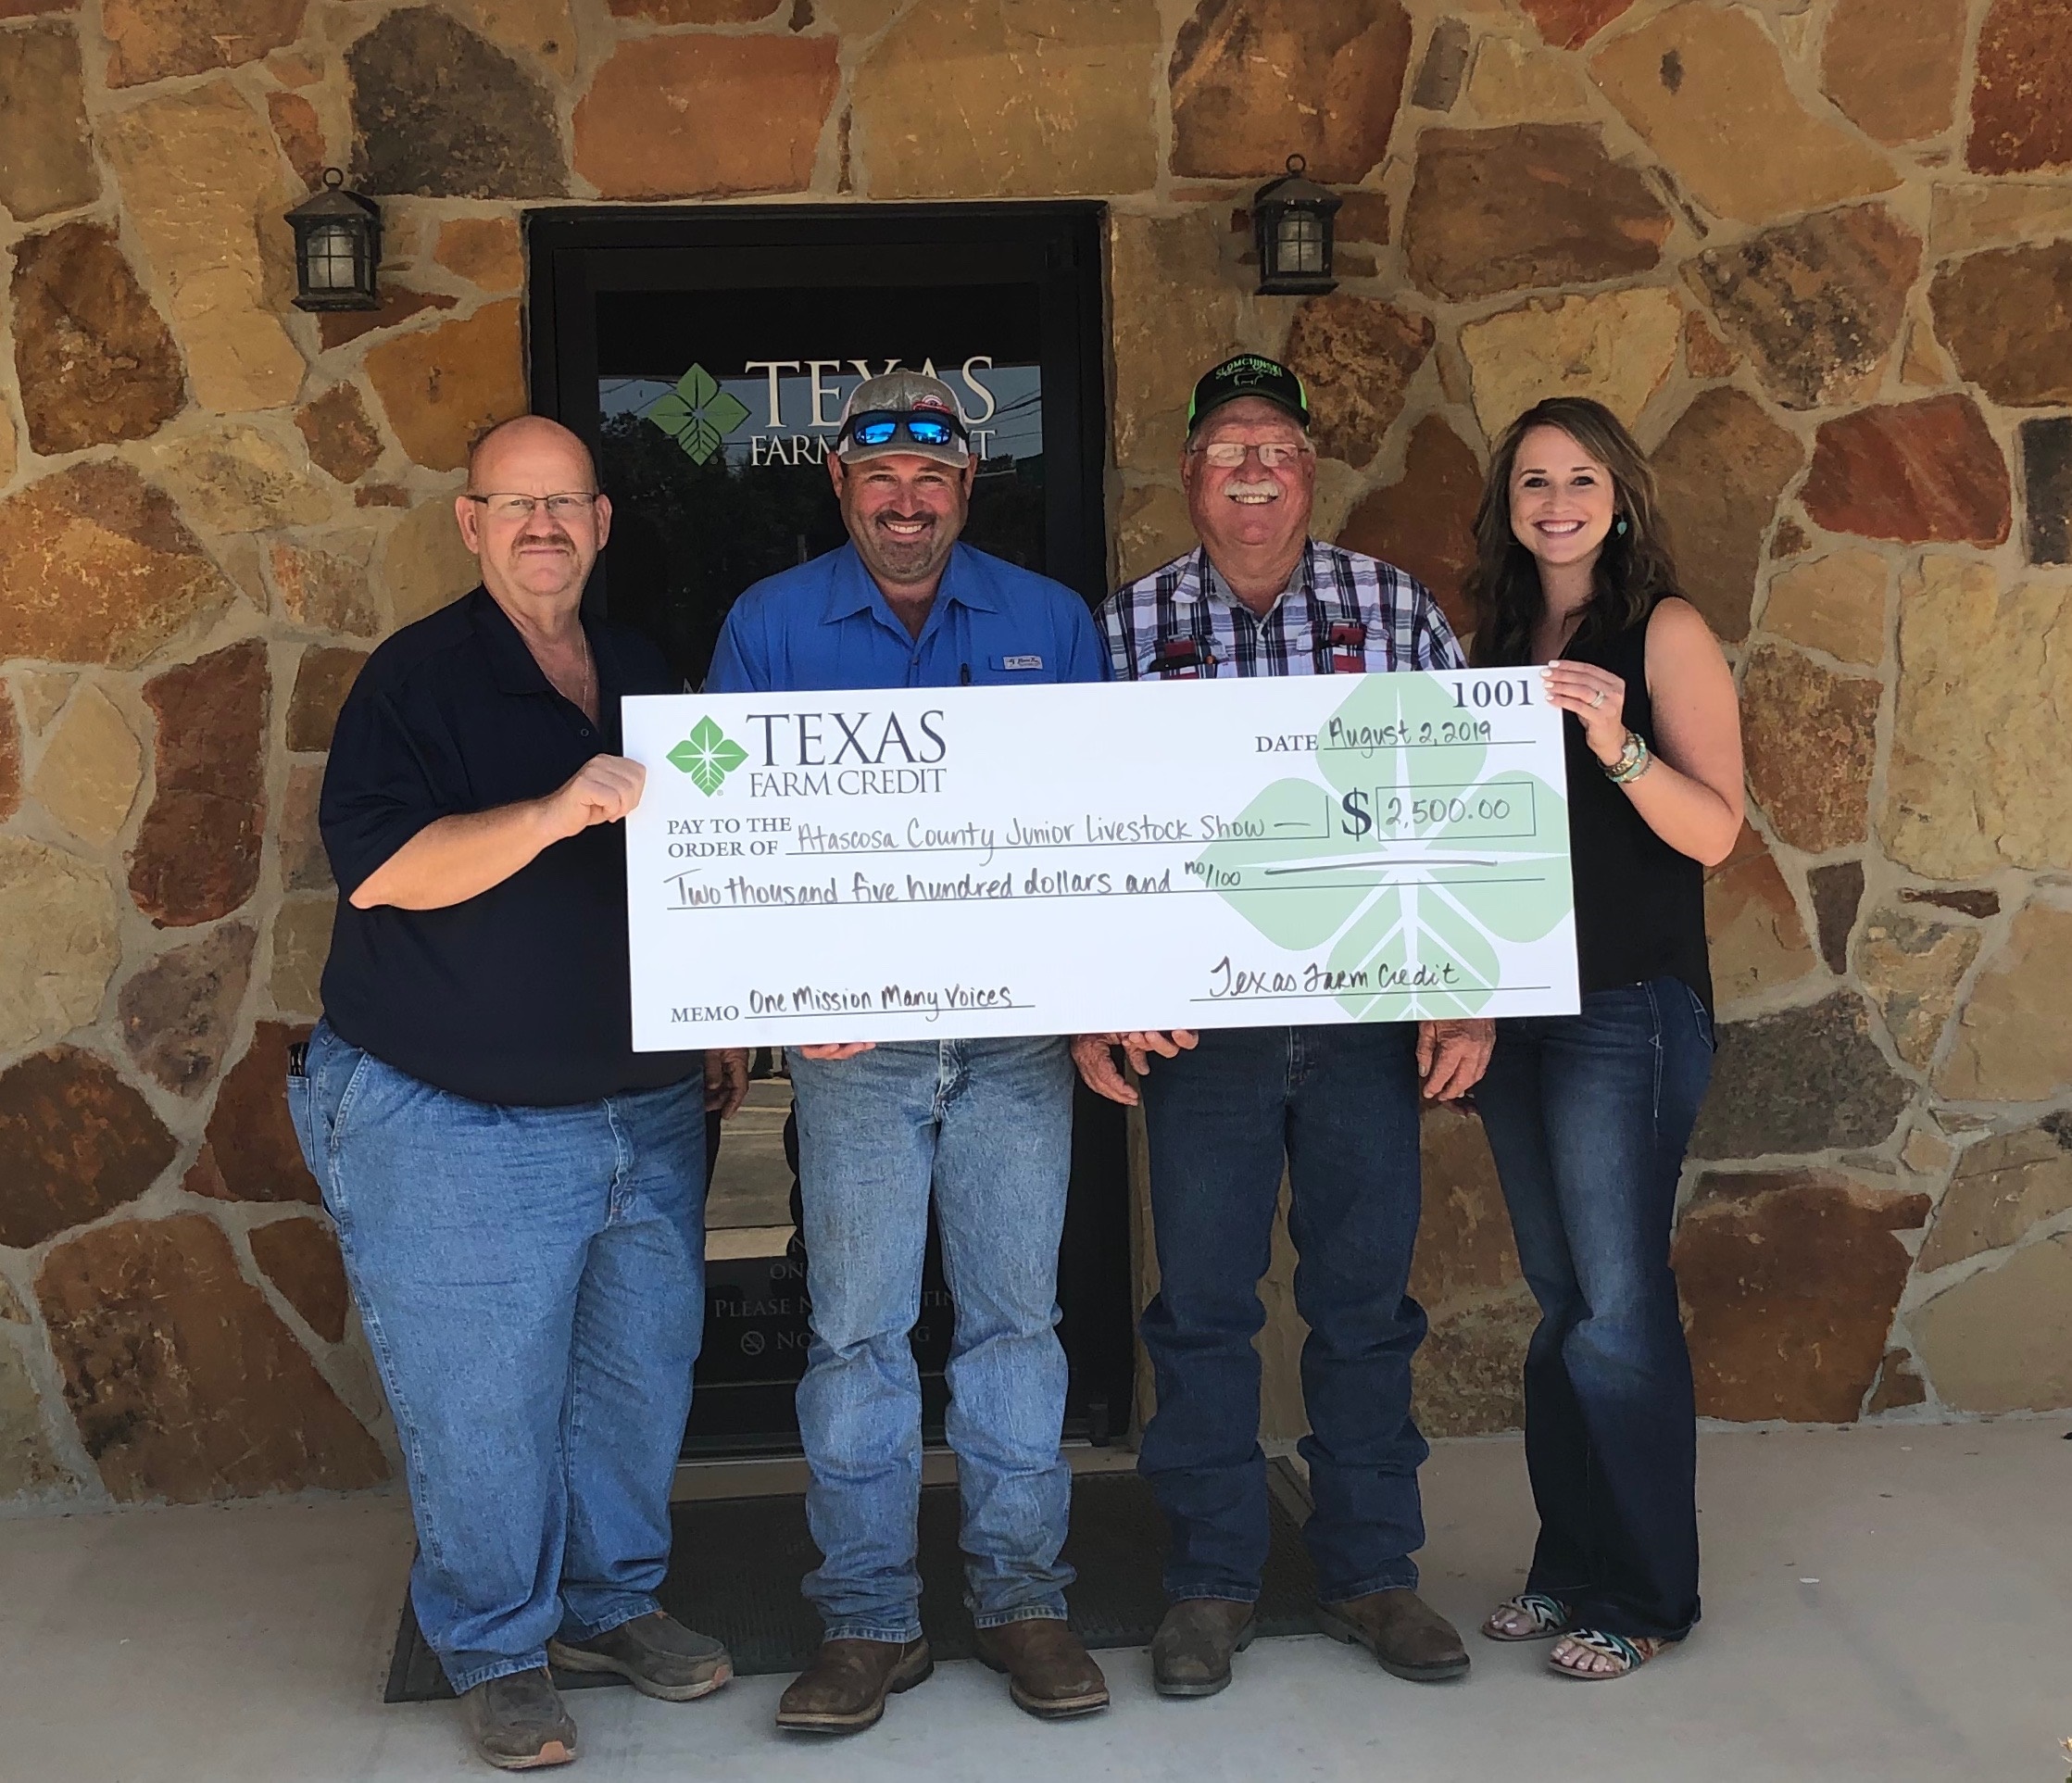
5, 0, 2071, 1508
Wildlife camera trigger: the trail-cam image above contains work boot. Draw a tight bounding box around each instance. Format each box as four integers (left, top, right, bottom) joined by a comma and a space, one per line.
972, 1618, 1111, 1720
547, 1611, 733, 1702
1149, 1599, 1257, 1699
775, 1637, 932, 1734
1316, 1588, 1471, 1681
460, 1668, 576, 1771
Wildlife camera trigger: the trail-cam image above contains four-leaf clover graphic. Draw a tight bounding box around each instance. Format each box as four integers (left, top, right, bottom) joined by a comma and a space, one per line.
668, 716, 748, 796
1191, 673, 1569, 1021
644, 365, 751, 465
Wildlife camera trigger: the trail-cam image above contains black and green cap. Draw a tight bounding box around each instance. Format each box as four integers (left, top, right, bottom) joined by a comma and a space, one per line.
1187, 354, 1311, 434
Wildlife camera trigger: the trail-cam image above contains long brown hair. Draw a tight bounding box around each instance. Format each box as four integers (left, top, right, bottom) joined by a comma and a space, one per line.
1464, 397, 1681, 668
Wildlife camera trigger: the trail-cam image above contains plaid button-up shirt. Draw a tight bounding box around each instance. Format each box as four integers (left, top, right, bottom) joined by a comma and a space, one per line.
1097, 540, 1464, 681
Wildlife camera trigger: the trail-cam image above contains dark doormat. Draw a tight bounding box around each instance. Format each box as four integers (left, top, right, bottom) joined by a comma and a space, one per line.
384, 1458, 1319, 1702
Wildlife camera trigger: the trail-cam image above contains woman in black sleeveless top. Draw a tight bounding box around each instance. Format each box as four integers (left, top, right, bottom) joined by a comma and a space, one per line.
1464, 398, 1745, 1679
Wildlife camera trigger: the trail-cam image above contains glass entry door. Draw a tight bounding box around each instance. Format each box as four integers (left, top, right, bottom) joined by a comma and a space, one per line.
528, 204, 1133, 1457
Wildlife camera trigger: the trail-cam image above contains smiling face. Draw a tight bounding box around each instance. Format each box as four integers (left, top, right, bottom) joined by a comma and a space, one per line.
1507, 423, 1616, 575
1182, 396, 1316, 569
456, 416, 610, 612
830, 450, 974, 590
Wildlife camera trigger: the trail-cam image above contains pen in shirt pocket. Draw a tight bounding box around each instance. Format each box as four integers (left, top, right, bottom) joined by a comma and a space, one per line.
960, 663, 973, 685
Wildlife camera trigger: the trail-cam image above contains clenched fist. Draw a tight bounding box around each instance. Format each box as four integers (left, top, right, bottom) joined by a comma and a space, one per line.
541, 754, 646, 839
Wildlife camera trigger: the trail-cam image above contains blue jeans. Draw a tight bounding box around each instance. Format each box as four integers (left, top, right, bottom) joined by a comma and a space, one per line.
286, 1020, 708, 1693
786, 1036, 1075, 1640
1475, 977, 1714, 1641
1137, 1023, 1428, 1604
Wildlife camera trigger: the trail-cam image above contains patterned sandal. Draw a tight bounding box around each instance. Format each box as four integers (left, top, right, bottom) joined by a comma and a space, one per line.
1547, 1628, 1668, 1679
1480, 1593, 1573, 1642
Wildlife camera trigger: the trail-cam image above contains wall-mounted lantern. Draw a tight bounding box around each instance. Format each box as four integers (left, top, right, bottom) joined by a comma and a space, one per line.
286, 168, 382, 313
1252, 154, 1341, 296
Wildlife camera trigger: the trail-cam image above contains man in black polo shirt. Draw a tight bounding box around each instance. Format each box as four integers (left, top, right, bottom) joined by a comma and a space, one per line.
289, 416, 747, 1772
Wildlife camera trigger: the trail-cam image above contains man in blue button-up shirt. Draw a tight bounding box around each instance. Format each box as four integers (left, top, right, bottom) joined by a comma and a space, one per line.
708, 374, 1111, 1732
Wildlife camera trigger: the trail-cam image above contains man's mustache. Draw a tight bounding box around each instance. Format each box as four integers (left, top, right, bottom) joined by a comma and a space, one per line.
1223, 479, 1281, 499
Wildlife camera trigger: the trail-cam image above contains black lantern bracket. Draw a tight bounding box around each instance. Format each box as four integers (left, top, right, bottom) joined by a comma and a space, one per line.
1252, 154, 1342, 297
286, 167, 383, 313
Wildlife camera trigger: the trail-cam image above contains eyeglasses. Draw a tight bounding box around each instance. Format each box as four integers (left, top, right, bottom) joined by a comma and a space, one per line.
1192, 441, 1312, 470
840, 409, 969, 450
463, 492, 600, 521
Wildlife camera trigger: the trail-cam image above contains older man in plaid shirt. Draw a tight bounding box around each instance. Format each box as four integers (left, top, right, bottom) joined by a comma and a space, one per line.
1074, 355, 1490, 1701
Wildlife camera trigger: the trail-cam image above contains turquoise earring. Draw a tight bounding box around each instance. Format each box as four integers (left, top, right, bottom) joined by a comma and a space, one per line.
1614, 516, 1629, 536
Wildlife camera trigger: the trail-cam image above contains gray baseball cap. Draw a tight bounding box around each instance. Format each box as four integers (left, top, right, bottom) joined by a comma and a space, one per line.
834, 370, 973, 468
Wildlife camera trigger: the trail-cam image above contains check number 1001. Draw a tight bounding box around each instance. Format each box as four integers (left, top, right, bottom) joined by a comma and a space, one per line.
1450, 676, 1534, 709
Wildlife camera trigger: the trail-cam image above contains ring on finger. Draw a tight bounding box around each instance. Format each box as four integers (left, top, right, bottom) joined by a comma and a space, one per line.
1589, 689, 1605, 709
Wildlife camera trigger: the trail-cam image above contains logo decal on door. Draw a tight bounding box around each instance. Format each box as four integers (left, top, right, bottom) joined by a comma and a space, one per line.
645, 365, 752, 465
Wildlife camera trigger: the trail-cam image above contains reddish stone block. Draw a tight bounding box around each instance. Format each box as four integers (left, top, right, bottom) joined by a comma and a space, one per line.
1968, 0, 2072, 173
1337, 415, 1483, 634
130, 642, 269, 928
1281, 295, 1432, 469
1801, 396, 2011, 546
189, 1020, 319, 1206
286, 647, 368, 754
249, 1215, 351, 1344
0, 1046, 177, 1250
1519, 0, 1635, 50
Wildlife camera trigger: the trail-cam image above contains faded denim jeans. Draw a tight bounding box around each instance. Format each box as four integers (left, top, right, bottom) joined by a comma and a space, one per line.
286, 1018, 708, 1693
786, 1036, 1076, 1641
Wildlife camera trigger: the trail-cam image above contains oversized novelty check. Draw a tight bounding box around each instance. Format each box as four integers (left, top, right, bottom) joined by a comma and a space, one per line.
622, 671, 1576, 1049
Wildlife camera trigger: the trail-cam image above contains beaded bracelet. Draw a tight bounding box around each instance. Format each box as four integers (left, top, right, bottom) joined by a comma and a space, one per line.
1603, 730, 1652, 784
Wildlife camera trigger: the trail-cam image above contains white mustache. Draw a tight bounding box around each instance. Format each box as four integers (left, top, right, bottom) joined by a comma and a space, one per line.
1224, 480, 1281, 498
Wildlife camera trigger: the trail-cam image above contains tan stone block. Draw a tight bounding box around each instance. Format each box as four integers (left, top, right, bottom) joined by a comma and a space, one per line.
1653, 388, 1806, 644
1918, 1121, 2072, 1272
365, 301, 525, 472
1856, 908, 1981, 1074
0, 1334, 72, 1498
1820, 0, 1965, 145
1936, 902, 2072, 1101
35, 1212, 388, 1500
1704, 822, 1817, 1007
0, 463, 234, 668
1590, 6, 1897, 224
1881, 558, 2072, 876
1414, 1284, 1535, 1436
142, 426, 333, 535
0, 406, 14, 484
1761, 550, 1887, 668
266, 49, 322, 86
1676, 1171, 1928, 1422
1282, 296, 1434, 469
1912, 1230, 2072, 1413
14, 673, 73, 735
1741, 643, 1879, 854
1930, 242, 2072, 408
270, 895, 334, 1019
1169, 0, 1413, 183
1108, 211, 1248, 471
1465, 35, 1591, 123
608, 0, 782, 17
854, 0, 1162, 199
270, 536, 379, 638
31, 685, 144, 849
1682, 308, 1739, 381
1902, 1127, 1953, 1175
1928, 181, 2072, 256
0, 23, 98, 223
1458, 287, 1678, 442
103, 0, 303, 86
266, 90, 325, 193
1865, 1346, 1928, 1413
574, 33, 837, 200
1410, 1104, 1521, 1305
433, 218, 523, 294
382, 491, 483, 628
0, 696, 16, 823
451, 0, 577, 82
118, 923, 257, 1099
100, 83, 306, 414
1900, 320, 1955, 389
0, 837, 121, 1054
1117, 485, 1195, 586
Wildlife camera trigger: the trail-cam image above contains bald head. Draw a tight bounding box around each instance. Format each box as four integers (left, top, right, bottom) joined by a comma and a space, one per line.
467, 414, 597, 495
455, 414, 611, 618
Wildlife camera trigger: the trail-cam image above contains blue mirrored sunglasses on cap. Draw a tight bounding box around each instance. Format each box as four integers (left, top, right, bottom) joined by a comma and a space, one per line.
840, 408, 969, 449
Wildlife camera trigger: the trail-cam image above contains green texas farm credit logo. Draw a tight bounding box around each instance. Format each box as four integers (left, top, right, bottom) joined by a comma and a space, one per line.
668, 717, 748, 795
644, 366, 751, 466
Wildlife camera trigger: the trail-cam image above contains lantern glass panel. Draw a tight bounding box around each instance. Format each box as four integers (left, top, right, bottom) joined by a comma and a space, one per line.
1275, 209, 1324, 276
304, 220, 361, 292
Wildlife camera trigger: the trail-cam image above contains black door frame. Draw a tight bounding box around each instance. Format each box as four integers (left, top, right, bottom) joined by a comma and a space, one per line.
523, 201, 1136, 1456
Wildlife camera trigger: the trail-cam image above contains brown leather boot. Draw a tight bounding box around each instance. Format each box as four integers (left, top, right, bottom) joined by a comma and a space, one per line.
459, 1668, 577, 1771
972, 1618, 1111, 1719
1150, 1598, 1258, 1698
775, 1637, 933, 1734
1317, 1588, 1470, 1681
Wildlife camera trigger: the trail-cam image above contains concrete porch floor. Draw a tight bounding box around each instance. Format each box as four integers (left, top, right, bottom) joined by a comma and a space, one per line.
4, 1421, 2067, 1783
